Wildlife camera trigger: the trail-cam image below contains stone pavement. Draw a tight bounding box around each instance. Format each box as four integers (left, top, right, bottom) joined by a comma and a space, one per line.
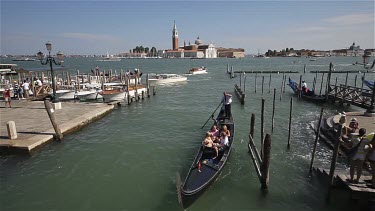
0, 100, 114, 152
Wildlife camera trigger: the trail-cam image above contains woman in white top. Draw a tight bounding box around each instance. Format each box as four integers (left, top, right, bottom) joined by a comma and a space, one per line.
21, 80, 30, 98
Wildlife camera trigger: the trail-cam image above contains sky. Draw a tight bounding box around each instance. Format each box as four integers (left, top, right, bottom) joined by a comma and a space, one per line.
1, 0, 374, 55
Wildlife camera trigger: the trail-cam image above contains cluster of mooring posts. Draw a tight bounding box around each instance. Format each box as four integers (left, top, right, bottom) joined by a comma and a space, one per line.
226, 61, 374, 205
1, 68, 159, 153
246, 96, 295, 190
226, 62, 375, 113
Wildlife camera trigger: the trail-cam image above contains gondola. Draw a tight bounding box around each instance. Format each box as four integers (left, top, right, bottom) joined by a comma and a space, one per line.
288, 78, 326, 103
177, 105, 235, 209
363, 79, 374, 90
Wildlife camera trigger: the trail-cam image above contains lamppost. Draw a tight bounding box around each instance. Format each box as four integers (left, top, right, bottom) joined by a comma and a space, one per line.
36, 41, 63, 103
362, 52, 375, 115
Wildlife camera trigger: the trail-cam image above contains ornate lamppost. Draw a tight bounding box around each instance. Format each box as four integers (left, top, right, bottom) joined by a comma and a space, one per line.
36, 41, 63, 103
362, 52, 375, 115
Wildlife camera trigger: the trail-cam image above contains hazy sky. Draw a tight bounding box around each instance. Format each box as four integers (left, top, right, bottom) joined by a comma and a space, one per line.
1, 0, 374, 55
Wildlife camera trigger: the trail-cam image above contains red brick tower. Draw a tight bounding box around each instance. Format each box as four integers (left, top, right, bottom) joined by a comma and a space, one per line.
172, 21, 178, 50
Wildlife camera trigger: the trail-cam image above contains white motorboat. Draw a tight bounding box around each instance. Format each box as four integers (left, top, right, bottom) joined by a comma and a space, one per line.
188, 66, 207, 75
148, 74, 187, 85
97, 52, 121, 62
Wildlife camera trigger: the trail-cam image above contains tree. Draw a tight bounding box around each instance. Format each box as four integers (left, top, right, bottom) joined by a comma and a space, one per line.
273, 50, 277, 56
290, 48, 294, 51
286, 48, 289, 52
145, 47, 149, 54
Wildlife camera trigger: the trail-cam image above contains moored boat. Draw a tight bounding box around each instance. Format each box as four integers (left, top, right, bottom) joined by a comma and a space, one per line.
188, 66, 207, 75
177, 105, 235, 209
288, 78, 326, 103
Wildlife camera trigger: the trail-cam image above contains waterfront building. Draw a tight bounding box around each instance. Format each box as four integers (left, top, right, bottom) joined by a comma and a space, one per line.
164, 22, 218, 58
217, 48, 245, 58
346, 42, 364, 57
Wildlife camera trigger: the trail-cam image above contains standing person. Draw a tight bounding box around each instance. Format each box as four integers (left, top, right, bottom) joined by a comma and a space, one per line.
364, 133, 375, 188
22, 79, 30, 98
13, 81, 20, 100
348, 128, 369, 183
301, 80, 308, 94
95, 66, 99, 76
221, 92, 232, 119
3, 87, 11, 108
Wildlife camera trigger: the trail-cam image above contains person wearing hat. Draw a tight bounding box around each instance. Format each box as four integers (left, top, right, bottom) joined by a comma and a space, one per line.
348, 118, 359, 134
3, 87, 12, 108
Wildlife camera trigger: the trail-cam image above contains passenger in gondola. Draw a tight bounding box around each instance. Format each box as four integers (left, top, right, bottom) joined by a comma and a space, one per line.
215, 132, 229, 153
221, 125, 231, 137
202, 132, 218, 159
209, 125, 219, 140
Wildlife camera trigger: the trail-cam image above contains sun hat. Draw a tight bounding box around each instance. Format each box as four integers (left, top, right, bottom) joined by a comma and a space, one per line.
350, 118, 357, 122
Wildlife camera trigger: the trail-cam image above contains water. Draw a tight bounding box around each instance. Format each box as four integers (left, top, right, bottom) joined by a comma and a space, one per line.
0, 56, 372, 210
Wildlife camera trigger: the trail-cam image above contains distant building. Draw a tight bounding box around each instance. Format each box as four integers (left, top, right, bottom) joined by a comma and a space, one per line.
217, 48, 245, 58
163, 22, 218, 58
347, 42, 364, 57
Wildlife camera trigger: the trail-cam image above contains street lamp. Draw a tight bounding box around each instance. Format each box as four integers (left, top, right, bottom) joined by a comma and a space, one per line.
36, 41, 63, 103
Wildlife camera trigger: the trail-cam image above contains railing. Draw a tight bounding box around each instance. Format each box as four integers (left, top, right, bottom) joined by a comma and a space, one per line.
327, 84, 373, 109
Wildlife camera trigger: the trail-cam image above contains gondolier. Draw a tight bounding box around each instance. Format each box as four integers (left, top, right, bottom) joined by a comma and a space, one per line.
222, 92, 232, 119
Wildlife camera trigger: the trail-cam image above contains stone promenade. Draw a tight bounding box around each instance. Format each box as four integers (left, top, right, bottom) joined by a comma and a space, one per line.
0, 100, 114, 152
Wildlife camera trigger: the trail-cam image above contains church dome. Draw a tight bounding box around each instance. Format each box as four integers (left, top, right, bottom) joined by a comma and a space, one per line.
195, 36, 203, 45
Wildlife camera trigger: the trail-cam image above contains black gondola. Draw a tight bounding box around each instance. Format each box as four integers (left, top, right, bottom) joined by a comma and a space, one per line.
177, 105, 235, 209
288, 78, 326, 103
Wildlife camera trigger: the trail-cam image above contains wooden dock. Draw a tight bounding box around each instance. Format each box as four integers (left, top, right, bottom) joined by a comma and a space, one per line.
313, 166, 375, 201
0, 100, 114, 152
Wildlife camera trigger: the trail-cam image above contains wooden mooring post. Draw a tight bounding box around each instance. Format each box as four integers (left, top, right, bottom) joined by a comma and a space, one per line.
298, 75, 302, 100
272, 88, 276, 132
250, 113, 255, 144
234, 84, 245, 104
287, 97, 293, 149
268, 74, 271, 93
44, 100, 63, 140
153, 86, 156, 95
254, 73, 257, 93
283, 74, 287, 93
309, 107, 324, 173
261, 76, 264, 95
261, 134, 271, 190
247, 118, 272, 190
261, 98, 265, 157
147, 74, 150, 98
327, 126, 342, 201
319, 73, 325, 96
354, 75, 357, 87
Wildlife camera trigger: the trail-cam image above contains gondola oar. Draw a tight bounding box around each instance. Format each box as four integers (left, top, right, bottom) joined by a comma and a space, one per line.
201, 102, 223, 129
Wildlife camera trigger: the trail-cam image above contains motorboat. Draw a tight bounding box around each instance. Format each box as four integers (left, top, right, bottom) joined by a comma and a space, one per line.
188, 66, 207, 75
148, 74, 187, 85
97, 52, 121, 62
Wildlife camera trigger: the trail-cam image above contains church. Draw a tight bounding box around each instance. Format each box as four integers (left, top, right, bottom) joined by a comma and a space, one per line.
162, 21, 217, 59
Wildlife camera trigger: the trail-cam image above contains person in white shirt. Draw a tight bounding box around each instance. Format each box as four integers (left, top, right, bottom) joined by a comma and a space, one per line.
221, 92, 232, 119
21, 80, 30, 98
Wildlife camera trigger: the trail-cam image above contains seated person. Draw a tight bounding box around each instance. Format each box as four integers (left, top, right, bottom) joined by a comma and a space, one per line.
221, 125, 231, 137
209, 125, 219, 140
215, 132, 229, 152
348, 118, 359, 134
202, 132, 218, 159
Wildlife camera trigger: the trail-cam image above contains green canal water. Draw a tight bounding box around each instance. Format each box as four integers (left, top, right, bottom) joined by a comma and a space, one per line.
0, 56, 373, 210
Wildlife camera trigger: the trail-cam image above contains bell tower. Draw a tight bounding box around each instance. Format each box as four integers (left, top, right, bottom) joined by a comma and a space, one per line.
172, 21, 178, 50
